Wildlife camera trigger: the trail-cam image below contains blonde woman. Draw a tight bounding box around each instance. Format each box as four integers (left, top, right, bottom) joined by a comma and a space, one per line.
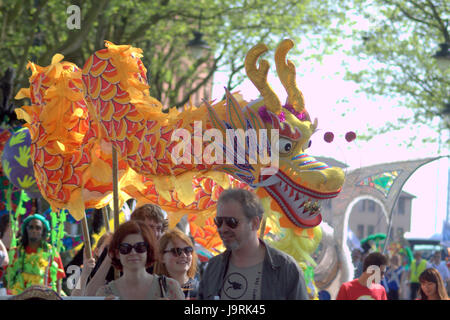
154, 228, 199, 299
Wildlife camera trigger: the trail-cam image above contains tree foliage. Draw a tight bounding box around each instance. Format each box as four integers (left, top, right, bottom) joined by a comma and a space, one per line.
0, 0, 349, 113
344, 0, 449, 146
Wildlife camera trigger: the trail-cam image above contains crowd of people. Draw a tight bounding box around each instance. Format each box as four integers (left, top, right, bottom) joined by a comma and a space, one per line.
0, 188, 308, 300
348, 246, 449, 300
0, 188, 449, 300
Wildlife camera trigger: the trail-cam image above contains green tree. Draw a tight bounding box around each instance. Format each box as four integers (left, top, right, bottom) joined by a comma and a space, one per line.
0, 0, 350, 110
344, 0, 449, 146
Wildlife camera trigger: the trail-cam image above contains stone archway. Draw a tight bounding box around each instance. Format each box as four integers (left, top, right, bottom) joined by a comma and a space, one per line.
333, 157, 443, 254
314, 156, 443, 298
342, 195, 389, 246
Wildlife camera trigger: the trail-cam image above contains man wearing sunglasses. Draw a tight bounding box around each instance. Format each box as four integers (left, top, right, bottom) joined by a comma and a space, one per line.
198, 188, 308, 300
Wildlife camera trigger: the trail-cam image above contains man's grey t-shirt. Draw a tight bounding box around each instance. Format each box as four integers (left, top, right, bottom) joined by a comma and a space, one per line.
221, 261, 263, 300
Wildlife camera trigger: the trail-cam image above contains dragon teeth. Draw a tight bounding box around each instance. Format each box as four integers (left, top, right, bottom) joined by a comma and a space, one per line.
274, 180, 323, 220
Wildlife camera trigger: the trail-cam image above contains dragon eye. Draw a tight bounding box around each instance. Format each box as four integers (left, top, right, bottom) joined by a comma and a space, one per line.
278, 138, 293, 154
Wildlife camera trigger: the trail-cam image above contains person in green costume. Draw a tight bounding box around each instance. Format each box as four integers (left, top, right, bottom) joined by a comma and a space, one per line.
4, 214, 66, 295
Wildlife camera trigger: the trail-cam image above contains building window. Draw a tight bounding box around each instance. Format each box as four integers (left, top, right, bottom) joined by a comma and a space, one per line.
360, 200, 366, 212
397, 227, 404, 238
357, 225, 364, 239
367, 225, 375, 236
368, 200, 376, 213
398, 197, 405, 215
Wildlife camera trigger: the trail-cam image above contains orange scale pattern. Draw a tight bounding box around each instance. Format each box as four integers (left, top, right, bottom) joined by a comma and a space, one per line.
15, 58, 134, 219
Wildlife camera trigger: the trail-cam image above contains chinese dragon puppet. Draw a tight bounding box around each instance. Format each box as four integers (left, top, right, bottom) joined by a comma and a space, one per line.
15, 39, 345, 272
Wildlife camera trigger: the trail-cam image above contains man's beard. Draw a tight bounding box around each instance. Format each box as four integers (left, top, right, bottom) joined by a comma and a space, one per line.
223, 240, 239, 251
220, 231, 239, 251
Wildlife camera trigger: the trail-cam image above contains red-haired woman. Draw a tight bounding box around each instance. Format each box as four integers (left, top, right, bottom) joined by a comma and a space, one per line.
417, 268, 449, 300
96, 221, 184, 300
154, 228, 199, 299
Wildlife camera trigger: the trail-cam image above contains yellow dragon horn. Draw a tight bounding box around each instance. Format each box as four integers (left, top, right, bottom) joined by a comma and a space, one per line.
244, 43, 282, 114
275, 39, 305, 113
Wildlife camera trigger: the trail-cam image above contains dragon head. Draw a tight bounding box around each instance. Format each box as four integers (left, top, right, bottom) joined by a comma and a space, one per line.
207, 39, 345, 230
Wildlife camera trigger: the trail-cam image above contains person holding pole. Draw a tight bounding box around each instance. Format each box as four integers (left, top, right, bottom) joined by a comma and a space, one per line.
86, 204, 168, 295
71, 232, 112, 296
96, 220, 184, 299
69, 247, 96, 297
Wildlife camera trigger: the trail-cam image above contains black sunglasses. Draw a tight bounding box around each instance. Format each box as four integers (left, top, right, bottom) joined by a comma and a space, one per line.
27, 225, 43, 231
214, 217, 239, 229
119, 242, 148, 255
163, 246, 194, 257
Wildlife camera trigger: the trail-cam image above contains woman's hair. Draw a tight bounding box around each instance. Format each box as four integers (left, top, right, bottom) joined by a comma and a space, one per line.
130, 204, 168, 232
418, 268, 449, 300
96, 231, 113, 251
108, 220, 157, 271
154, 228, 198, 279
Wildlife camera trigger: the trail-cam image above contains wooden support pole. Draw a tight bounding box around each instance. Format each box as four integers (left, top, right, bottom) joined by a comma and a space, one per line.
112, 146, 119, 232
81, 213, 93, 260
112, 146, 120, 279
102, 207, 110, 232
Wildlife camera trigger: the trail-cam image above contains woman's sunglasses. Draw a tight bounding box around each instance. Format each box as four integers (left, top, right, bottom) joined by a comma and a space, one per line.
119, 242, 148, 255
163, 246, 194, 257
214, 217, 239, 229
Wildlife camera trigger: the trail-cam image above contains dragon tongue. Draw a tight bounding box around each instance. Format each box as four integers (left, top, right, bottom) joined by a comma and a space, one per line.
289, 188, 294, 198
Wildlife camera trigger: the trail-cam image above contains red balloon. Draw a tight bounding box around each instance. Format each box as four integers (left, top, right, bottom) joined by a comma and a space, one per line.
345, 131, 356, 142
324, 132, 334, 143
